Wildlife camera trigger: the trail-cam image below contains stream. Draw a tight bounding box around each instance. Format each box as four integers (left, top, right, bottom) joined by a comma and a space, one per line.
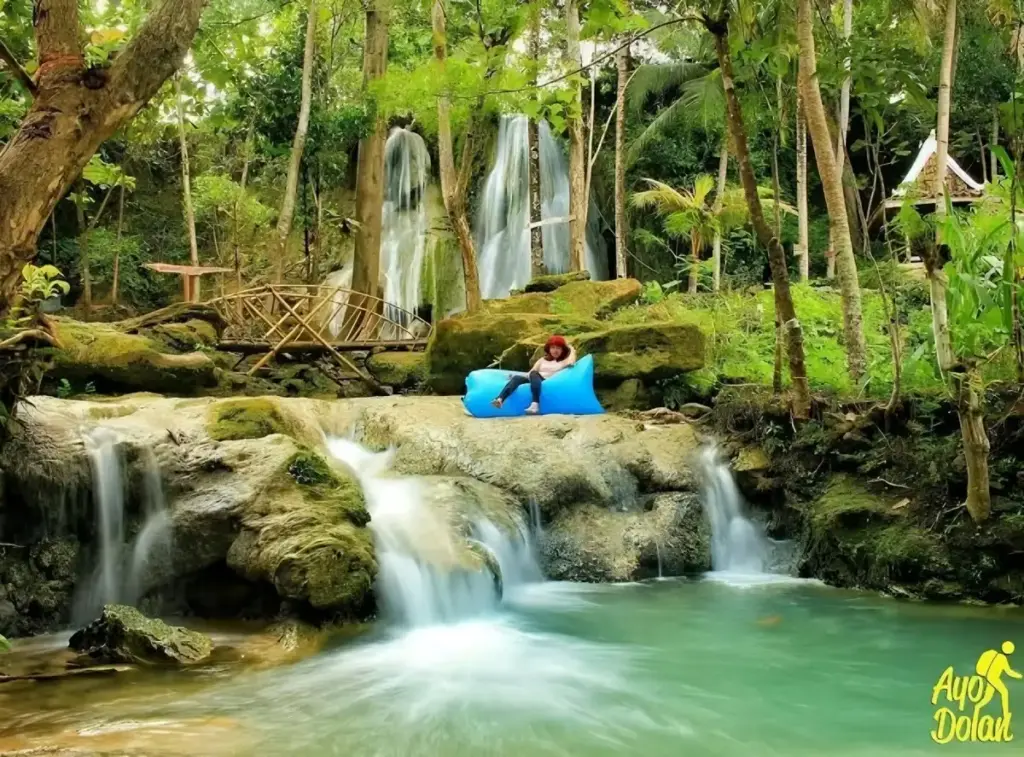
3, 579, 1022, 756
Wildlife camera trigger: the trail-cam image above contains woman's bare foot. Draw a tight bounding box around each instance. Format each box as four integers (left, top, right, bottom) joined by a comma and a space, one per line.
525, 402, 540, 415
491, 398, 503, 409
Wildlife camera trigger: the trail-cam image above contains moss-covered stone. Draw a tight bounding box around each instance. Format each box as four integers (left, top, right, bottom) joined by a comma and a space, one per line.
150, 319, 219, 351
598, 379, 651, 412
519, 271, 591, 293
576, 322, 706, 385
227, 450, 376, 615
208, 398, 298, 441
366, 351, 428, 388
48, 319, 218, 394
69, 604, 213, 665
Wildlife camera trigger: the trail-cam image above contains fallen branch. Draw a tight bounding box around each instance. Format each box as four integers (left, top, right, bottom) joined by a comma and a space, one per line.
0, 329, 62, 351
868, 477, 910, 489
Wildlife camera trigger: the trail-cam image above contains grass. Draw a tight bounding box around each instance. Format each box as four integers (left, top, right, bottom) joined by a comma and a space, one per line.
611, 283, 1020, 401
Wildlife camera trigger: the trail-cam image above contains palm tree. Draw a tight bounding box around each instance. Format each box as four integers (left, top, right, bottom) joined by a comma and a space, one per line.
631, 175, 790, 293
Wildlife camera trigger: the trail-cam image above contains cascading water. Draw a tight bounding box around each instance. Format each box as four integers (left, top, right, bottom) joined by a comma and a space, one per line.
476, 115, 609, 299
78, 428, 126, 619
326, 438, 541, 626
381, 128, 431, 332
695, 446, 770, 575
76, 430, 171, 620
125, 449, 172, 605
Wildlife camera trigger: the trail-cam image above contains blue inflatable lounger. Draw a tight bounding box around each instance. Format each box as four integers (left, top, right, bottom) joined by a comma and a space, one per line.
463, 354, 605, 418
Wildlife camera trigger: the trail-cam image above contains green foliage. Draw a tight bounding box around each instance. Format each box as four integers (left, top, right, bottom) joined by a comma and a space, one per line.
0, 634, 9, 653
19, 264, 70, 305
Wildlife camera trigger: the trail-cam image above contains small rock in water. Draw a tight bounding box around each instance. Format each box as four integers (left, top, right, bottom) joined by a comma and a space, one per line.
68, 604, 213, 665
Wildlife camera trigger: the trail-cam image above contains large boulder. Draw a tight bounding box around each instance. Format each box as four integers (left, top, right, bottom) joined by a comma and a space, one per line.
541, 493, 711, 581
68, 604, 213, 665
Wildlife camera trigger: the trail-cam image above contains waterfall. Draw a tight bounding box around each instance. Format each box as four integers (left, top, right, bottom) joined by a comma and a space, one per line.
77, 431, 171, 621
79, 428, 126, 618
125, 449, 172, 605
475, 115, 608, 299
381, 128, 431, 331
326, 438, 541, 627
695, 446, 770, 575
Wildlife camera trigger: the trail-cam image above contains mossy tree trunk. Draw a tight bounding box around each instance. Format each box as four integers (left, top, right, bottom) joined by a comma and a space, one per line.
565, 0, 587, 273
274, 0, 317, 286
796, 89, 809, 281
0, 0, 208, 315
614, 40, 630, 279
528, 2, 544, 277
797, 0, 867, 384
351, 0, 390, 324
955, 367, 991, 522
705, 11, 810, 419
175, 75, 200, 279
711, 138, 728, 292
432, 0, 481, 312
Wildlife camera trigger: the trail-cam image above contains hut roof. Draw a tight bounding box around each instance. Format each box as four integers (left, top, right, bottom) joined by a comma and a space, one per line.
886, 130, 984, 208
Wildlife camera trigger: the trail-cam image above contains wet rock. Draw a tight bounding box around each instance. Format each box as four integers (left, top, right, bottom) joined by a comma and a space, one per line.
69, 604, 213, 665
366, 351, 427, 388
599, 379, 651, 412
541, 493, 711, 581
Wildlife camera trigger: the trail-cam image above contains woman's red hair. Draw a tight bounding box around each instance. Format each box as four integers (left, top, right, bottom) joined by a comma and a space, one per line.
544, 334, 568, 358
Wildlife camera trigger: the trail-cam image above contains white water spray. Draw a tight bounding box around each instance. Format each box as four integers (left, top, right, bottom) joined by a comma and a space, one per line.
326, 438, 541, 627
381, 128, 431, 331
80, 428, 125, 617
696, 446, 770, 575
475, 115, 608, 299
126, 449, 172, 605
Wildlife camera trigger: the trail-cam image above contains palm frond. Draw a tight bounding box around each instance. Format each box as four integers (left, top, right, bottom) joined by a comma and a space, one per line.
679, 69, 725, 130
630, 179, 691, 213
627, 62, 710, 116
692, 174, 717, 207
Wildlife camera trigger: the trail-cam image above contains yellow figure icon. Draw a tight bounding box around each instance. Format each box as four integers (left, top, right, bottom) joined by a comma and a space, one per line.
975, 641, 1022, 722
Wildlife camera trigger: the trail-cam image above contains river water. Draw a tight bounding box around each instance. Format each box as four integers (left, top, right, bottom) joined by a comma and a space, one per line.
2, 579, 1021, 756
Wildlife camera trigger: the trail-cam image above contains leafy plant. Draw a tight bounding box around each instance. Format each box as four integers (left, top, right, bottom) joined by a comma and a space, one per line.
19, 264, 70, 305
56, 379, 73, 399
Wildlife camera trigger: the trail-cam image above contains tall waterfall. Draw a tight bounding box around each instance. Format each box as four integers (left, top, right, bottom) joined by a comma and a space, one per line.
326, 438, 541, 627
476, 115, 609, 299
695, 446, 770, 574
381, 128, 431, 329
76, 430, 171, 621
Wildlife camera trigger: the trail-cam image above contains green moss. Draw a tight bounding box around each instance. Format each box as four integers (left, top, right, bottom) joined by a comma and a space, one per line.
804, 475, 897, 530
551, 279, 641, 318
366, 351, 427, 388
49, 319, 217, 394
208, 398, 298, 441
521, 271, 591, 293
229, 451, 375, 614
87, 405, 138, 420
151, 319, 219, 351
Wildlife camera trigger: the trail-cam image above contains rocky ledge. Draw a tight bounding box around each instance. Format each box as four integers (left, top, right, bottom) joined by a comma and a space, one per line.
0, 394, 713, 636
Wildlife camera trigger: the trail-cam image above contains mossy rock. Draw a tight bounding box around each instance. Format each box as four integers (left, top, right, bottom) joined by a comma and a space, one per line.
598, 379, 651, 412
69, 604, 213, 665
227, 450, 376, 615
366, 351, 428, 388
579, 322, 706, 386
150, 319, 219, 352
521, 270, 591, 293
48, 319, 218, 394
551, 279, 641, 318
208, 398, 300, 441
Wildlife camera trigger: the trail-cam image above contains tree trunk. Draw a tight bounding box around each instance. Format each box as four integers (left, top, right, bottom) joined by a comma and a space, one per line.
274, 0, 317, 286
796, 89, 810, 280
835, 0, 853, 175
75, 190, 91, 313
797, 0, 867, 383
175, 76, 200, 272
234, 118, 254, 297
955, 368, 991, 522
565, 0, 586, 273
707, 15, 811, 419
0, 0, 207, 313
991, 105, 999, 181
712, 139, 728, 292
528, 3, 544, 276
352, 0, 390, 305
688, 232, 700, 294
929, 0, 957, 373
432, 0, 481, 311
614, 41, 629, 279
111, 182, 125, 306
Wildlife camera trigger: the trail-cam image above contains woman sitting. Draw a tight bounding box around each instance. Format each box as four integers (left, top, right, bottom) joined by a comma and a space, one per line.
491, 335, 577, 415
